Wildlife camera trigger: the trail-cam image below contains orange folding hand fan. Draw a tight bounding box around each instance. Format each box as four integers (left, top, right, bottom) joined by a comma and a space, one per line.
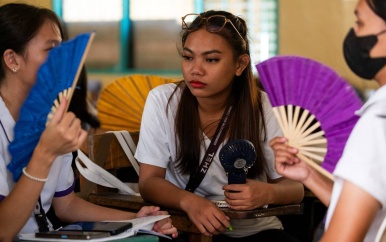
256, 55, 363, 180
97, 74, 178, 131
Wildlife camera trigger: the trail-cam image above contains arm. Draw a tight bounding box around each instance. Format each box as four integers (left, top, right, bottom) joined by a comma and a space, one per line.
53, 192, 137, 222
321, 180, 380, 242
270, 136, 333, 206
139, 163, 230, 237
53, 192, 178, 238
0, 99, 87, 241
223, 177, 304, 210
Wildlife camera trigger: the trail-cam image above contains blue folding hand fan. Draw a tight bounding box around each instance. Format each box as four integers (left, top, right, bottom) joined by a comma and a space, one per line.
256, 55, 363, 180
7, 32, 95, 181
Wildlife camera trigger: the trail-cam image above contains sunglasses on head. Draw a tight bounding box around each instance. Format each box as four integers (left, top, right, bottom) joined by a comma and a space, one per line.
181, 13, 246, 47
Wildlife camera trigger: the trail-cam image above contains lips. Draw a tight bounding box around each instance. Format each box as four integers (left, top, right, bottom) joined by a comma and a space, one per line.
189, 80, 206, 88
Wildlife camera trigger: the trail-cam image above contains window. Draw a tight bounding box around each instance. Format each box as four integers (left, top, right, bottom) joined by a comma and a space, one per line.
203, 0, 278, 66
53, 0, 277, 72
56, 0, 126, 71
129, 0, 194, 70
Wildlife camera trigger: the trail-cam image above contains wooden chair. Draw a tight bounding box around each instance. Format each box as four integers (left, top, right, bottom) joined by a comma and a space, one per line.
78, 130, 139, 198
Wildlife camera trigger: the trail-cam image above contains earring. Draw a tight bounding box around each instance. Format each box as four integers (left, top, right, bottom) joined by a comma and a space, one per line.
12, 67, 18, 73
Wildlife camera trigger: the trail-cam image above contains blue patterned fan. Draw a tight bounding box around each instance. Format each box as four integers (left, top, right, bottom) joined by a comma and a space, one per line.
7, 32, 95, 181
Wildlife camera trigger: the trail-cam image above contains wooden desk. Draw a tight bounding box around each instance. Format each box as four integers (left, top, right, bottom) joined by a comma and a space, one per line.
88, 193, 303, 242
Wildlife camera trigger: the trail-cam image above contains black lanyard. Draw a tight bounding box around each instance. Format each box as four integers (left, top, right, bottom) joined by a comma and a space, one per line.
34, 197, 50, 232
185, 104, 233, 193
0, 120, 10, 143
1, 119, 49, 232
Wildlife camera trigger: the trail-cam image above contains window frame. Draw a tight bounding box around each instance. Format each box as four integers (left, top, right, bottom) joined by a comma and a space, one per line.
52, 0, 278, 74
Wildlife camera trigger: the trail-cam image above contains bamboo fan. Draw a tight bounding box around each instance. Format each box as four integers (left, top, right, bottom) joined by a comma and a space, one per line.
46, 87, 72, 125
256, 55, 363, 181
97, 74, 178, 131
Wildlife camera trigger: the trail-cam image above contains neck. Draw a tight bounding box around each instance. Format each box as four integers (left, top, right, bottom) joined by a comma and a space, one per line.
196, 95, 230, 115
375, 65, 386, 86
0, 78, 30, 121
197, 95, 231, 138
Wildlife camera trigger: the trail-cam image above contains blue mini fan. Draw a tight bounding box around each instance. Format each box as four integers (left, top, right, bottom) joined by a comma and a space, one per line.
7, 32, 95, 181
219, 139, 256, 184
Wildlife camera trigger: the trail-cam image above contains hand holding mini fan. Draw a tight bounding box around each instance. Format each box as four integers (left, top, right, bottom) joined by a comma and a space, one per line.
7, 32, 95, 181
256, 55, 363, 180
219, 139, 256, 184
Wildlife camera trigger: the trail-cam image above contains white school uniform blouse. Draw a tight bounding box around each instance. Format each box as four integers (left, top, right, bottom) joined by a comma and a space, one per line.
0, 96, 75, 234
135, 83, 284, 238
326, 85, 386, 242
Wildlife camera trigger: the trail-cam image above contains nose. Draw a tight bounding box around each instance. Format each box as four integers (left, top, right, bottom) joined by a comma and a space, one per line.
191, 69, 203, 76
191, 59, 204, 76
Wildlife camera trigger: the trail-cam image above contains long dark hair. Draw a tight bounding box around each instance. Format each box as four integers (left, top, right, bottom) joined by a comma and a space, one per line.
366, 0, 386, 22
68, 66, 100, 129
0, 3, 65, 83
171, 10, 267, 179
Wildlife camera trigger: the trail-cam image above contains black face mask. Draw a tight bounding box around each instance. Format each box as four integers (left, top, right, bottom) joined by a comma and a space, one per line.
343, 28, 386, 80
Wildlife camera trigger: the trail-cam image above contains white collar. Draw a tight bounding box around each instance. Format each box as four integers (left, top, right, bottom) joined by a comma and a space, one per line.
355, 85, 386, 116
0, 96, 15, 142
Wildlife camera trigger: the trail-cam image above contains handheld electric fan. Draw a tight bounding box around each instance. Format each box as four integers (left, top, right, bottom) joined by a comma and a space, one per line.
219, 139, 256, 184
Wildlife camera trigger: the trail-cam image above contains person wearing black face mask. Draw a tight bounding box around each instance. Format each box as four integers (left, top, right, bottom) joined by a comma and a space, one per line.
269, 0, 386, 241
343, 28, 386, 79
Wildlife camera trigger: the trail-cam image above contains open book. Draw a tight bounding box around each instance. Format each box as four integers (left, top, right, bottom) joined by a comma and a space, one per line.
19, 215, 171, 241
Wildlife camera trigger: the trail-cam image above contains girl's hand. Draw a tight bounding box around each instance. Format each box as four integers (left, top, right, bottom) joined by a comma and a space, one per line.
185, 196, 230, 237
223, 180, 271, 210
38, 97, 87, 160
136, 206, 178, 238
269, 136, 312, 182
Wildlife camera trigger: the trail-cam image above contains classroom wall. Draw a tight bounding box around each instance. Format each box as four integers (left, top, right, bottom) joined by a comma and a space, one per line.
1, 0, 379, 94
279, 0, 379, 94
0, 0, 51, 8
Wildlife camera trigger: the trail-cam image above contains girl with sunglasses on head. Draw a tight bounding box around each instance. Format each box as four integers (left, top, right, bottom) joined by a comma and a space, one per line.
0, 3, 178, 241
270, 0, 386, 241
136, 10, 304, 242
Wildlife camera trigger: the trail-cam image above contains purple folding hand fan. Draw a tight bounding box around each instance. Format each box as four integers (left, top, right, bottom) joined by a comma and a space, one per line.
256, 55, 363, 180
7, 32, 95, 181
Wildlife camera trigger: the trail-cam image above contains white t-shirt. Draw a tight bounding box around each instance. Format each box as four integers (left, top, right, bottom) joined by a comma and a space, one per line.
0, 96, 75, 234
326, 85, 386, 242
135, 83, 284, 237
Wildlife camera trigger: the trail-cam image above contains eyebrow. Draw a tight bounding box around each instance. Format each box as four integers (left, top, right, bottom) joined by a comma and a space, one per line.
46, 39, 62, 46
354, 9, 359, 17
183, 47, 222, 55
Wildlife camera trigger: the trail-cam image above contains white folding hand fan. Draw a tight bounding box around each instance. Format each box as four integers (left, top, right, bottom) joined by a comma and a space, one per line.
97, 74, 178, 131
8, 32, 95, 181
256, 55, 363, 180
